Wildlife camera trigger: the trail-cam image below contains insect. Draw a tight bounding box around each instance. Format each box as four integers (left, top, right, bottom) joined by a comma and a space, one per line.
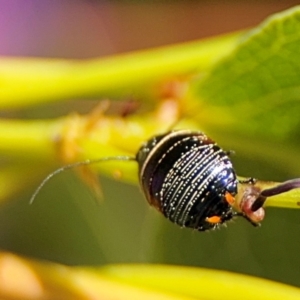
136, 130, 239, 231
30, 129, 300, 232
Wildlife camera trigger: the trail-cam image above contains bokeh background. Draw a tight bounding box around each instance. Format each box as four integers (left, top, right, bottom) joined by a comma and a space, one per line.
0, 0, 299, 288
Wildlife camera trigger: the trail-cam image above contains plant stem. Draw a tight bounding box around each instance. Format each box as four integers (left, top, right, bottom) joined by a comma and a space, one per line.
0, 32, 241, 109
0, 119, 60, 160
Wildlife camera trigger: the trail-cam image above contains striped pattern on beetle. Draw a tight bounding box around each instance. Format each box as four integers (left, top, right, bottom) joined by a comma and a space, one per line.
136, 130, 238, 231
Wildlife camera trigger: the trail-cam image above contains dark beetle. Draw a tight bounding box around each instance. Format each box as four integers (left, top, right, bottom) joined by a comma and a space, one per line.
31, 129, 300, 232
136, 130, 238, 231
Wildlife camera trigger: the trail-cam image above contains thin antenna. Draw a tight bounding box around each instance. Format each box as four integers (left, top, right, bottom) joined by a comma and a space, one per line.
251, 178, 300, 211
29, 156, 135, 205
260, 178, 300, 197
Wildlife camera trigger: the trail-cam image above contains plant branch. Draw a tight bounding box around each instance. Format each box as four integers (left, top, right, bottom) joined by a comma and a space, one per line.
0, 32, 241, 109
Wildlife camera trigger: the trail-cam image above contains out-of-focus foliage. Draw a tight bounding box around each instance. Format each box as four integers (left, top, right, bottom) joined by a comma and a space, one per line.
0, 4, 300, 299
1, 252, 300, 300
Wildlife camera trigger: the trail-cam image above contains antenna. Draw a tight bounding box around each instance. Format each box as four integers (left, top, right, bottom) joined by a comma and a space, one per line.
29, 156, 136, 205
251, 178, 300, 211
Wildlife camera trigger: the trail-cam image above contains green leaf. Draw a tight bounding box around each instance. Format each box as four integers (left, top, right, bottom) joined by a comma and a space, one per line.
194, 6, 300, 142
190, 6, 300, 179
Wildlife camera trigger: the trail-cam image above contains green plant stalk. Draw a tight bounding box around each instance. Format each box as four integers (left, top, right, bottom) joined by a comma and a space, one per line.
0, 119, 60, 160
0, 32, 242, 108
1, 115, 300, 209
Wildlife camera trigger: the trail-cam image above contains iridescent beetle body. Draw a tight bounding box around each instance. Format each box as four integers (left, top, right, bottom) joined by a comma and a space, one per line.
136, 130, 238, 231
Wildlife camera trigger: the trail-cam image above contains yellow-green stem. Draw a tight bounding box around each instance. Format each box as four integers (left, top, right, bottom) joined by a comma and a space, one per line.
0, 119, 61, 160
0, 32, 242, 108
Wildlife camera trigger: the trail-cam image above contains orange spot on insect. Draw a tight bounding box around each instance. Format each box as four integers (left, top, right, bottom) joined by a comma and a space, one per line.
225, 192, 235, 205
206, 216, 221, 224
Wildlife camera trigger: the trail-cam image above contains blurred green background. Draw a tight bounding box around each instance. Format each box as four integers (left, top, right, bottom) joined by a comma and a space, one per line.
0, 0, 299, 288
